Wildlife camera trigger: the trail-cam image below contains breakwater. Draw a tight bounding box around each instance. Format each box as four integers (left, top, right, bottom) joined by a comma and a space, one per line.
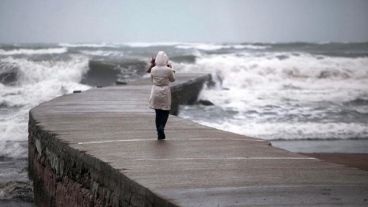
28, 73, 210, 206
28, 73, 368, 207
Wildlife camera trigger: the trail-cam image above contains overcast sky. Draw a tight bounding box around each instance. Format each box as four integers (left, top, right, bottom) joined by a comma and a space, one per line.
0, 0, 367, 43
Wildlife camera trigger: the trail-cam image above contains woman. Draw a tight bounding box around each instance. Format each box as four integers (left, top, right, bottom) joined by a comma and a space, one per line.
149, 51, 175, 140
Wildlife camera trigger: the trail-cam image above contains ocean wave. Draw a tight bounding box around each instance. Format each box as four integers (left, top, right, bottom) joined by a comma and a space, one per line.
83, 59, 146, 86
0, 141, 28, 159
177, 51, 368, 141
175, 43, 269, 51
176, 43, 232, 50
0, 100, 24, 109
170, 55, 197, 63
2, 56, 89, 84
241, 44, 271, 50
0, 60, 18, 84
58, 43, 118, 48
79, 50, 124, 57
181, 117, 368, 141
0, 56, 90, 159
123, 42, 183, 47
344, 98, 368, 105
179, 52, 368, 83
0, 48, 67, 56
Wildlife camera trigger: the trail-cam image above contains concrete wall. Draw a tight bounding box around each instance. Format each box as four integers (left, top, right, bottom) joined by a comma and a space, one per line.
170, 74, 211, 115
28, 74, 210, 207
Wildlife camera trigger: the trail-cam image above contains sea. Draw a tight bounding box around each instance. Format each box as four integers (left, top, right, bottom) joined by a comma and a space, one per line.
0, 42, 368, 204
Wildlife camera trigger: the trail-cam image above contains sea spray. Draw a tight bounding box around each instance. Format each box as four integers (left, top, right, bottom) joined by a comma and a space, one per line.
177, 51, 368, 140
0, 56, 90, 157
0, 46, 92, 203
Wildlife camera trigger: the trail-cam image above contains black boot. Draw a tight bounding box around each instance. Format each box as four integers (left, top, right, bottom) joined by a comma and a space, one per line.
157, 129, 165, 140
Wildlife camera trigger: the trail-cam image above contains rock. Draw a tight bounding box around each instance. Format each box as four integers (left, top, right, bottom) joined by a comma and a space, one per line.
82, 59, 147, 87
0, 67, 17, 85
197, 99, 214, 106
170, 74, 211, 115
170, 55, 196, 63
0, 181, 34, 202
115, 79, 127, 85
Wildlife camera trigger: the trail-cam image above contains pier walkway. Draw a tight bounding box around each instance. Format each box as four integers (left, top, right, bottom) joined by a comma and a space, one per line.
29, 73, 368, 207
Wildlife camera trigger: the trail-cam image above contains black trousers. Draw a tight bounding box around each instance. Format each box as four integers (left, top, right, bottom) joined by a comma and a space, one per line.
155, 109, 169, 136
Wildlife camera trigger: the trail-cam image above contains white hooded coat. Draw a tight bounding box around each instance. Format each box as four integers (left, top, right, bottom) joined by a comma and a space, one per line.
149, 51, 175, 110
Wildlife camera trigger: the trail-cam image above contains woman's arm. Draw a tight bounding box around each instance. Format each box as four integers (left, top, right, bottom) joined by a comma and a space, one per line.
168, 68, 175, 82
146, 57, 155, 73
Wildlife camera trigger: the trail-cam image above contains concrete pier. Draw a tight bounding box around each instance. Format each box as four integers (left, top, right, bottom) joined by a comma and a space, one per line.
29, 73, 368, 206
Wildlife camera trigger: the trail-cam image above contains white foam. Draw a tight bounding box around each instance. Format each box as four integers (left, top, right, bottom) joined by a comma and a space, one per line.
59, 43, 118, 48
0, 48, 67, 55
187, 120, 368, 141
241, 44, 270, 50
0, 56, 91, 158
177, 52, 368, 140
175, 43, 269, 50
176, 43, 227, 51
79, 50, 124, 57
0, 140, 27, 158
123, 42, 183, 47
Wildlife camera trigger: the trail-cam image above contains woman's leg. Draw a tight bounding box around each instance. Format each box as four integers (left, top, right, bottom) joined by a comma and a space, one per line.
159, 110, 170, 139
162, 110, 170, 129
155, 109, 165, 139
155, 109, 159, 131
